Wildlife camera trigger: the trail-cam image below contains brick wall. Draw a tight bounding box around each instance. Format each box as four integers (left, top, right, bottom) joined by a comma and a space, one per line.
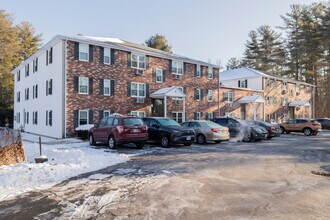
66, 41, 219, 136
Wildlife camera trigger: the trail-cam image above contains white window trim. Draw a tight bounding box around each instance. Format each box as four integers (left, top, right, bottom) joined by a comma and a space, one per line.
79, 43, 89, 62
155, 69, 163, 83
196, 89, 201, 101
79, 77, 89, 94
103, 110, 111, 118
131, 82, 146, 98
130, 111, 146, 117
196, 112, 201, 120
207, 112, 213, 119
196, 65, 201, 78
131, 53, 146, 70
266, 96, 271, 105
282, 81, 288, 91
171, 60, 184, 75
103, 79, 111, 96
225, 92, 233, 103
104, 48, 111, 65
171, 111, 183, 123
207, 67, 213, 79
207, 90, 214, 102
78, 110, 89, 126
240, 80, 247, 88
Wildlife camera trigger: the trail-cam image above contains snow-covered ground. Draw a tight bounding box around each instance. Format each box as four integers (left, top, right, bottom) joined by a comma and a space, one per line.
0, 133, 129, 201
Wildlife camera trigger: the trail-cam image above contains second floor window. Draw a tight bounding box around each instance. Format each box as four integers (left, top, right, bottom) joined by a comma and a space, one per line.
195, 89, 201, 101
79, 77, 89, 94
196, 65, 201, 78
17, 70, 20, 82
131, 54, 146, 69
266, 96, 271, 105
25, 88, 29, 100
104, 48, 111, 65
282, 81, 288, 91
131, 82, 146, 97
33, 111, 38, 125
17, 92, 20, 103
103, 79, 111, 96
207, 67, 213, 79
224, 92, 233, 103
207, 90, 214, 102
25, 64, 29, 77
282, 98, 288, 106
79, 43, 89, 61
33, 84, 38, 99
46, 79, 53, 95
171, 61, 183, 75
155, 69, 163, 83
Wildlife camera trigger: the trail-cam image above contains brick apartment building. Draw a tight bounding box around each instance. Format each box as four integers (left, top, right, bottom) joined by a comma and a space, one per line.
220, 67, 315, 123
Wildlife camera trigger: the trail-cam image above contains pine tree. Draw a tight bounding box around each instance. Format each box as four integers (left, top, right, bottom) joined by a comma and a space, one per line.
17, 21, 42, 60
226, 57, 242, 70
144, 34, 172, 52
243, 30, 261, 69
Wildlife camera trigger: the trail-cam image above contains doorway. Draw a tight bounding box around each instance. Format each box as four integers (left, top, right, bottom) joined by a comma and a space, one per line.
289, 107, 295, 119
240, 104, 246, 120
152, 99, 164, 117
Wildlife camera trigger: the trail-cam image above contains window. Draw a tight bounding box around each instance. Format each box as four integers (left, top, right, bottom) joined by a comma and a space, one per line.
131, 53, 146, 69
103, 79, 111, 96
195, 89, 201, 101
17, 112, 20, 123
17, 92, 20, 103
131, 82, 146, 97
25, 88, 29, 100
240, 80, 246, 88
207, 67, 213, 79
103, 110, 111, 118
79, 77, 89, 94
171, 61, 183, 75
195, 112, 201, 120
306, 86, 311, 93
207, 112, 213, 120
17, 70, 21, 82
49, 47, 53, 64
196, 65, 201, 78
296, 84, 301, 93
266, 114, 271, 122
266, 78, 270, 87
207, 90, 214, 102
46, 79, 53, 95
33, 111, 38, 125
155, 69, 163, 83
25, 64, 29, 77
46, 110, 53, 126
25, 112, 29, 124
33, 84, 38, 99
282, 97, 288, 106
225, 112, 234, 117
79, 43, 89, 61
283, 113, 288, 121
273, 97, 278, 105
171, 112, 183, 123
104, 48, 111, 65
289, 89, 294, 97
173, 87, 184, 101
266, 96, 271, 105
282, 81, 288, 91
79, 110, 88, 126
224, 92, 233, 103
130, 111, 146, 117
33, 58, 38, 72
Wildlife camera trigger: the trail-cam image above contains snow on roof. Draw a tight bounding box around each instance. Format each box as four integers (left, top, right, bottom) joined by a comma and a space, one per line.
238, 95, 265, 103
150, 86, 186, 98
289, 100, 310, 107
75, 35, 125, 44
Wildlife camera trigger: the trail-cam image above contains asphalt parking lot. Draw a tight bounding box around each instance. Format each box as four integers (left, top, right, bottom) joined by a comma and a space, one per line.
1, 131, 330, 220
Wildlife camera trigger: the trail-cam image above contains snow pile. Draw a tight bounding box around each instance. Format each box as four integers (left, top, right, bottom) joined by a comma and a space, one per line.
75, 124, 94, 131
0, 133, 128, 201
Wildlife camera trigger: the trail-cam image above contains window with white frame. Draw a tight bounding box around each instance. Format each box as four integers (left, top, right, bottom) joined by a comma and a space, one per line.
296, 84, 301, 93
207, 90, 214, 102
196, 112, 201, 120
171, 61, 183, 75
46, 110, 53, 126
131, 82, 146, 97
79, 43, 89, 61
103, 79, 111, 96
32, 111, 38, 125
282, 81, 288, 91
195, 89, 201, 101
207, 67, 213, 79
196, 65, 201, 77
104, 110, 111, 118
273, 96, 278, 105
240, 80, 246, 88
17, 70, 21, 82
155, 69, 163, 83
289, 89, 294, 97
79, 77, 89, 94
131, 54, 146, 69
224, 92, 233, 103
306, 86, 311, 93
130, 111, 146, 117
282, 97, 288, 106
104, 48, 111, 65
207, 112, 213, 120
225, 112, 234, 117
266, 78, 270, 87
79, 110, 88, 126
266, 96, 271, 105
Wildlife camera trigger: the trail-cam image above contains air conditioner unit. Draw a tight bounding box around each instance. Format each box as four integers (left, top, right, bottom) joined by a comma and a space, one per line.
135, 69, 144, 75
282, 90, 287, 94
296, 92, 300, 96
136, 98, 145, 103
226, 102, 233, 107
174, 74, 182, 80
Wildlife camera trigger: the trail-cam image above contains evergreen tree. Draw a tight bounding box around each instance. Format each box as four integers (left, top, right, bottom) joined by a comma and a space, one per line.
226, 57, 243, 70
17, 21, 42, 61
243, 30, 261, 69
144, 34, 172, 52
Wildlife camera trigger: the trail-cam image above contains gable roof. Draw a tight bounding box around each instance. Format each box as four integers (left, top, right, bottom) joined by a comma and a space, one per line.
220, 67, 315, 86
12, 34, 219, 73
150, 86, 186, 98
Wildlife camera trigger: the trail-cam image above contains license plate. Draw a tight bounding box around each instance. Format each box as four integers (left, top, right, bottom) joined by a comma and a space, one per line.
133, 129, 139, 133
186, 136, 191, 141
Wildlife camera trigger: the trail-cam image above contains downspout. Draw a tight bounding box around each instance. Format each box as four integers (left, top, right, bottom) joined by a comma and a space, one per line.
262, 77, 265, 121
62, 38, 68, 138
218, 69, 221, 117
312, 86, 315, 118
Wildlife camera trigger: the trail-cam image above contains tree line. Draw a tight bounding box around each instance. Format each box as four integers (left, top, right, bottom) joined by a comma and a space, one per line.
227, 1, 330, 118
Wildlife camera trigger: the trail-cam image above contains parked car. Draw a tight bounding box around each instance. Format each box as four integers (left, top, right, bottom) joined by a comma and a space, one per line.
248, 120, 281, 139
89, 114, 148, 149
315, 118, 330, 130
181, 120, 230, 144
278, 119, 322, 136
212, 117, 268, 142
142, 117, 195, 147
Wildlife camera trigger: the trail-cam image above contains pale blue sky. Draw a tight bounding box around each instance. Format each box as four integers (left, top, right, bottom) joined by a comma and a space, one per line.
1, 0, 317, 66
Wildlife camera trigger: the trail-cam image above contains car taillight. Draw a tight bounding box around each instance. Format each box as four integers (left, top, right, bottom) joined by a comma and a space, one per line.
211, 128, 218, 133
116, 126, 124, 133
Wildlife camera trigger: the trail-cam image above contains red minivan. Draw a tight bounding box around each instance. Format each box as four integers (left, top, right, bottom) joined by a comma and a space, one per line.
89, 115, 148, 149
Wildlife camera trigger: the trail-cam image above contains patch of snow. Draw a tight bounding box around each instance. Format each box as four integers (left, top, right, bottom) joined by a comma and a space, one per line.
162, 170, 172, 174
113, 168, 136, 175
76, 35, 125, 44
75, 124, 94, 131
0, 133, 129, 201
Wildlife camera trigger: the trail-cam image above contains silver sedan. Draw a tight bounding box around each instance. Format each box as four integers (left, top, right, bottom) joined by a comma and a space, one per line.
181, 120, 230, 144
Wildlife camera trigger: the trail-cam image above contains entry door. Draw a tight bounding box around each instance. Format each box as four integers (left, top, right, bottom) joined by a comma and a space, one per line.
240, 104, 246, 120
152, 99, 164, 117
289, 107, 295, 119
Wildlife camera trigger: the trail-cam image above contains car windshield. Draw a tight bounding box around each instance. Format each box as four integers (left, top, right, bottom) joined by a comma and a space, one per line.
204, 121, 221, 128
236, 118, 249, 126
158, 118, 181, 127
123, 118, 144, 126
246, 121, 256, 126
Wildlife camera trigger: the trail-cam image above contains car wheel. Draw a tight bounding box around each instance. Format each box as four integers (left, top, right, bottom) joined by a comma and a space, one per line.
267, 136, 272, 139
89, 134, 95, 146
286, 131, 291, 134
161, 136, 170, 148
215, 140, 222, 144
243, 133, 251, 142
136, 142, 144, 149
184, 143, 192, 146
303, 128, 312, 136
108, 136, 117, 149
280, 127, 285, 134
196, 134, 206, 144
